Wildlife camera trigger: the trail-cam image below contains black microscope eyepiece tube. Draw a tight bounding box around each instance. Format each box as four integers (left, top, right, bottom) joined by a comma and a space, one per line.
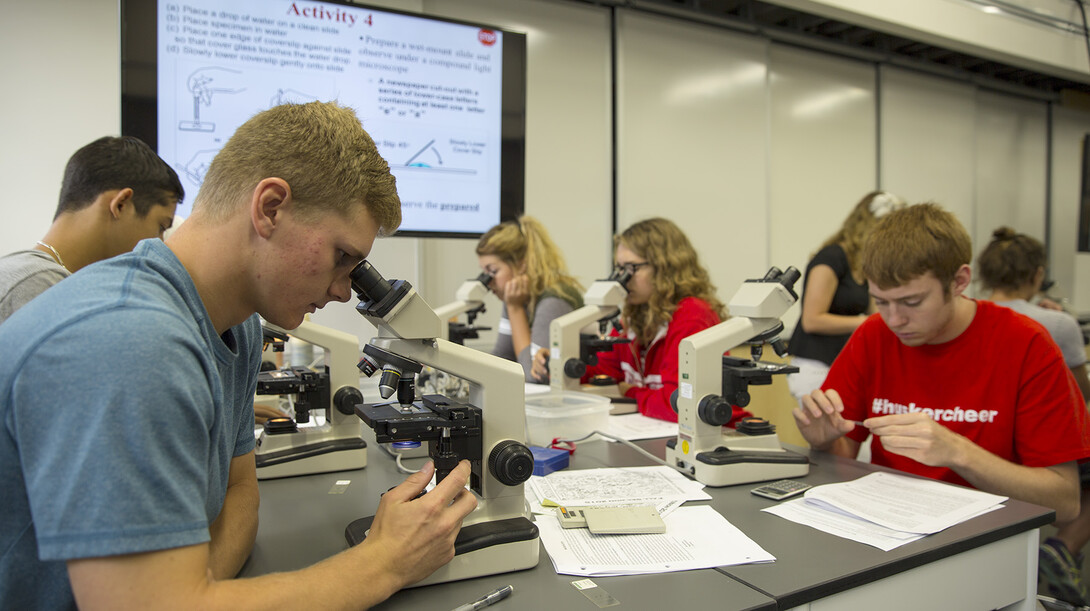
349, 260, 393, 302
779, 266, 801, 290
607, 267, 633, 288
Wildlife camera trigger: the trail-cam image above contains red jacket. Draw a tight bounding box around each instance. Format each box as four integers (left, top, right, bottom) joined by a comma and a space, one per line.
584, 297, 751, 424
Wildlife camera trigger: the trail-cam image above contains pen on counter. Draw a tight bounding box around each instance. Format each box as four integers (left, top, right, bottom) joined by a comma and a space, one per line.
450, 584, 513, 611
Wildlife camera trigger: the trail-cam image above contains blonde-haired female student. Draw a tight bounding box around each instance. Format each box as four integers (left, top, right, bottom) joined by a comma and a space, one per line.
477, 216, 583, 382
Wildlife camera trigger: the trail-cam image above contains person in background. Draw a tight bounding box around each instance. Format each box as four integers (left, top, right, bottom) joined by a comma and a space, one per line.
476, 215, 584, 382
0, 136, 183, 324
977, 227, 1090, 402
976, 225, 1090, 604
536, 217, 741, 424
786, 190, 906, 406
0, 102, 476, 609
793, 203, 1090, 608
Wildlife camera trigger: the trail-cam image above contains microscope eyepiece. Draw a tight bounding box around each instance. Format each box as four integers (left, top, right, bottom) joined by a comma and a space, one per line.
474, 271, 493, 286
607, 266, 633, 288
779, 266, 801, 290
350, 260, 393, 302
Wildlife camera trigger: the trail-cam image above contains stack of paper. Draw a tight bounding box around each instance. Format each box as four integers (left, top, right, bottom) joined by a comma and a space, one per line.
762, 471, 1008, 551
539, 505, 775, 576
527, 466, 774, 576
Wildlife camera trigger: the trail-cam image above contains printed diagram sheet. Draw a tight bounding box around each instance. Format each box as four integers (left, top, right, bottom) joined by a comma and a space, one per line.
526, 466, 710, 508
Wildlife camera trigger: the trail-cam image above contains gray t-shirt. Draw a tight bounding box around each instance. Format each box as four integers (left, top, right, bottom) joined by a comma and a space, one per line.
0, 250, 69, 325
493, 295, 579, 382
996, 299, 1087, 368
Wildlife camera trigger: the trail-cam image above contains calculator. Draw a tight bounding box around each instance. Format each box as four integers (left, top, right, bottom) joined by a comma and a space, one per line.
750, 479, 812, 501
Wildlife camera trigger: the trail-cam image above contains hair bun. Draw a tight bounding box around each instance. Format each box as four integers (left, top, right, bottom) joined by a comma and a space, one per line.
992, 226, 1017, 241
869, 191, 907, 218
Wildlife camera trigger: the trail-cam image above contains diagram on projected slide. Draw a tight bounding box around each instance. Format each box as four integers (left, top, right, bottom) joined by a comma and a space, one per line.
179, 67, 245, 132
165, 61, 336, 191
397, 139, 476, 175
373, 124, 490, 180
181, 149, 219, 185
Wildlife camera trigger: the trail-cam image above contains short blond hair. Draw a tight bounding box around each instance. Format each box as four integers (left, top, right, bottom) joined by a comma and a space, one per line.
193, 102, 401, 234
861, 202, 971, 293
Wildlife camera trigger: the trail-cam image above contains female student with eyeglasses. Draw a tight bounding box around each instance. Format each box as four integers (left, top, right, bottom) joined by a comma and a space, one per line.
534, 217, 743, 423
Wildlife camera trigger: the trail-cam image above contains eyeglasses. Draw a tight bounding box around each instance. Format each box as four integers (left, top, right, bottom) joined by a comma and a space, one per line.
614, 262, 651, 276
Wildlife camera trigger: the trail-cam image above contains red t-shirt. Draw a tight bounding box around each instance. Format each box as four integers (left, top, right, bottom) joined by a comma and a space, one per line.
824, 299, 1090, 488
584, 297, 751, 424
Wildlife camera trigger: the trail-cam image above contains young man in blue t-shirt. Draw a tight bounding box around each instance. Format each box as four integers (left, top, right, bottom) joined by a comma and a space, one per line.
0, 102, 477, 609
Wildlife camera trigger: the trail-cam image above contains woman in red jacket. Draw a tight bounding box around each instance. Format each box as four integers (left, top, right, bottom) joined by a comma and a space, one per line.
583, 218, 742, 423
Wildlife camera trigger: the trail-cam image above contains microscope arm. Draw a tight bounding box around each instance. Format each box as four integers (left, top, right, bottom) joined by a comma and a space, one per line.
548, 303, 619, 392
675, 267, 800, 450
434, 274, 491, 335
261, 320, 363, 422
676, 317, 782, 443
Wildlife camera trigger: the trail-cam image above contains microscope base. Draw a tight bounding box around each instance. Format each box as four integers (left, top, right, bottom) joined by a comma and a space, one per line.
665, 439, 809, 487
255, 437, 367, 480
345, 515, 540, 586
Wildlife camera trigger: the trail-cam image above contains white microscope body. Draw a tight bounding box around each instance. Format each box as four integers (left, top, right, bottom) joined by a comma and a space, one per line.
547, 270, 631, 392
254, 320, 367, 480
345, 261, 539, 586
433, 271, 491, 344
665, 267, 810, 487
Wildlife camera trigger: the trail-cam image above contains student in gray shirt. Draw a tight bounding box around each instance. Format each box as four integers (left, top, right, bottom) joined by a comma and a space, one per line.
977, 225, 1090, 606
476, 216, 584, 382
0, 136, 183, 324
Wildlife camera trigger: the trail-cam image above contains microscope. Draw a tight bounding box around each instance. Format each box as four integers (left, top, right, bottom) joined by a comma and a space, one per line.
254, 320, 367, 479
665, 267, 810, 487
433, 271, 492, 345
547, 267, 633, 393
344, 261, 539, 586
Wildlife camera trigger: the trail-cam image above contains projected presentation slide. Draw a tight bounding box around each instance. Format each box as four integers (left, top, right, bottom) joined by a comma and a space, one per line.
157, 0, 507, 234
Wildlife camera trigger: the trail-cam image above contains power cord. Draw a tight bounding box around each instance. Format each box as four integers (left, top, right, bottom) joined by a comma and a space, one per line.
377, 441, 421, 474
555, 430, 691, 476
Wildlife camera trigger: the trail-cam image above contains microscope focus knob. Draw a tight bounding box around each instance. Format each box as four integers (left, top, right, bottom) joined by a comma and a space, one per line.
698, 395, 734, 427
489, 440, 534, 486
333, 386, 364, 416
563, 359, 587, 379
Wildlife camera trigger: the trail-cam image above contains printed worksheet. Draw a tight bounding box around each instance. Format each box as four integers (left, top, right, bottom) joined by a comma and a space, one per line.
527, 466, 709, 507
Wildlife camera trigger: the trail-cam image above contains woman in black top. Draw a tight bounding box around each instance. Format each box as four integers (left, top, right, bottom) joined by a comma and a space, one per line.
786, 191, 906, 406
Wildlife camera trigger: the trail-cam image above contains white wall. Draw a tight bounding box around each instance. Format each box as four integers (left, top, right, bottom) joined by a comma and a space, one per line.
973, 90, 1048, 252
880, 66, 978, 228
0, 0, 120, 255
1051, 106, 1090, 308
767, 44, 877, 328
615, 11, 770, 303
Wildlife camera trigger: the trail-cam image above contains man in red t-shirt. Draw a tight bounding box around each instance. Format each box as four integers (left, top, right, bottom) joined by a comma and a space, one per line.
793, 203, 1090, 605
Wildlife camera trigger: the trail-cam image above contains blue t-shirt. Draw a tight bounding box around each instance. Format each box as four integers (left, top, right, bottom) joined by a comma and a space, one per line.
0, 239, 260, 608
